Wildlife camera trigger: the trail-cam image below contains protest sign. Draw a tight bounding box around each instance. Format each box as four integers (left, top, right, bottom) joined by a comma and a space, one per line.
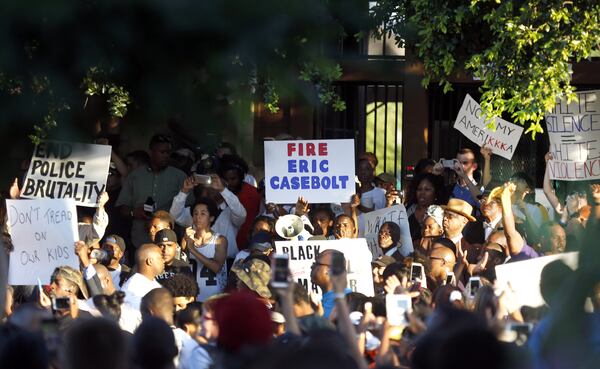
7, 199, 79, 285
21, 140, 112, 207
264, 139, 355, 204
454, 94, 523, 160
495, 252, 578, 308
275, 238, 374, 298
544, 90, 600, 181
361, 205, 412, 260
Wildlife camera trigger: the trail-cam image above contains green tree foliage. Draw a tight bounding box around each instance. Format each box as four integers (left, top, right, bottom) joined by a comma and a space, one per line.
371, 0, 600, 139
0, 0, 367, 142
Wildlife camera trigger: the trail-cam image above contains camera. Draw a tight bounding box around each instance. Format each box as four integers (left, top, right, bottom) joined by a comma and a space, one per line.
90, 248, 114, 265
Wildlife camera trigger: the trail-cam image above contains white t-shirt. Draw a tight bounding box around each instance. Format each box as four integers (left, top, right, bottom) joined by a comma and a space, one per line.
189, 233, 228, 301
173, 327, 200, 369
121, 273, 162, 310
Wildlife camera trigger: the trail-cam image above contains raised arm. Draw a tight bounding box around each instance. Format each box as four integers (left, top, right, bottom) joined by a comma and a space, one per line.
542, 152, 562, 214
480, 146, 492, 188
169, 177, 195, 227
500, 183, 525, 256
454, 161, 482, 202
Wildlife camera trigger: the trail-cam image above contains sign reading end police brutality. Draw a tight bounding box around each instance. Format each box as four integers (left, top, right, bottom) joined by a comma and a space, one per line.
454, 94, 523, 160
545, 90, 600, 181
21, 140, 112, 207
7, 199, 79, 285
264, 139, 355, 204
275, 239, 374, 298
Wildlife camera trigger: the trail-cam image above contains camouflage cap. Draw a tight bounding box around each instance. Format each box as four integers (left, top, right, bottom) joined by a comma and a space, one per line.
231, 258, 272, 299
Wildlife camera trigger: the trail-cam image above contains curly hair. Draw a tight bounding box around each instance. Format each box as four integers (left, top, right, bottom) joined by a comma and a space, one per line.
162, 273, 199, 298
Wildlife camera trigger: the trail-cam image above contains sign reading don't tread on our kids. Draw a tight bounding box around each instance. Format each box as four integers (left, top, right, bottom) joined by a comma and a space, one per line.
264, 139, 355, 204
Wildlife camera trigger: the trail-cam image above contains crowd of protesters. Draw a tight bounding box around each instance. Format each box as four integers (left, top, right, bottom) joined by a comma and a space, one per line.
2, 132, 600, 369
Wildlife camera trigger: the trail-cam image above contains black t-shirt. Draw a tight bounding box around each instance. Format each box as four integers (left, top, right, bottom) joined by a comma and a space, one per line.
156, 259, 193, 283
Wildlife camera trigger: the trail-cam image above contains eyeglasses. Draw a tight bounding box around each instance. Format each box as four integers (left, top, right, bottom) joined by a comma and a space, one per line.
312, 262, 331, 268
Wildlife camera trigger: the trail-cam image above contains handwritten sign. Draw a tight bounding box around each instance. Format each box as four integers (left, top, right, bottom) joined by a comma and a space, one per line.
21, 140, 112, 207
495, 252, 578, 308
7, 199, 79, 285
545, 90, 600, 181
275, 239, 374, 298
361, 205, 413, 260
264, 139, 355, 204
454, 94, 524, 160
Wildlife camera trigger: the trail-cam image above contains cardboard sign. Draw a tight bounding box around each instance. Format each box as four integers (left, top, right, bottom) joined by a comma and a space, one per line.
361, 205, 413, 260
495, 252, 578, 308
7, 199, 79, 285
454, 94, 524, 160
545, 90, 600, 181
264, 139, 355, 204
21, 140, 112, 207
275, 239, 374, 298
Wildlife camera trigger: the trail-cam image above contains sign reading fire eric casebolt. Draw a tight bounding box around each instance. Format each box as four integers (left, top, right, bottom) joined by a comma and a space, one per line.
264, 139, 355, 204
21, 140, 112, 207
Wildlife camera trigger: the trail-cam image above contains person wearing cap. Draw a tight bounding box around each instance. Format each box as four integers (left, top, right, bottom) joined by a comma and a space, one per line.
442, 198, 481, 263
155, 229, 192, 284
232, 230, 273, 264
116, 134, 187, 249
231, 258, 272, 302
371, 255, 396, 295
74, 236, 131, 290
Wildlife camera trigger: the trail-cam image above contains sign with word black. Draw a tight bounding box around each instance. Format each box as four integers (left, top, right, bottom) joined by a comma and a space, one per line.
21, 140, 112, 206
275, 238, 374, 298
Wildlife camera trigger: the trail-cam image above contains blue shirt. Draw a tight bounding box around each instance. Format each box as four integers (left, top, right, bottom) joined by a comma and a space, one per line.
452, 180, 481, 209
322, 288, 352, 319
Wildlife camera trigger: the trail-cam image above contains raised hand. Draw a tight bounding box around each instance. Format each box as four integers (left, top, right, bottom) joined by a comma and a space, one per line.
182, 176, 196, 194
97, 191, 109, 208
480, 146, 492, 160
210, 174, 226, 192
9, 178, 20, 199
295, 196, 309, 216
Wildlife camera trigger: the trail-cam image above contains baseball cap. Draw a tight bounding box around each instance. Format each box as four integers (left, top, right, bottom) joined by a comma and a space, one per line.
376, 172, 396, 184
154, 229, 178, 244
231, 258, 272, 299
248, 231, 273, 252
103, 234, 126, 253
371, 255, 396, 268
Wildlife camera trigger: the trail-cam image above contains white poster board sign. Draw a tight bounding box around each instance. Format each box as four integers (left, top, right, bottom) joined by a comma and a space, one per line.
361, 205, 413, 260
7, 199, 79, 285
544, 90, 600, 181
454, 94, 524, 160
21, 140, 112, 207
275, 238, 374, 298
264, 139, 355, 204
495, 252, 578, 308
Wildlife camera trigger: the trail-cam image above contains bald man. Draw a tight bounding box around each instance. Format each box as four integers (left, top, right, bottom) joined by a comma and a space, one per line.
141, 288, 205, 369
121, 244, 164, 310
426, 245, 456, 290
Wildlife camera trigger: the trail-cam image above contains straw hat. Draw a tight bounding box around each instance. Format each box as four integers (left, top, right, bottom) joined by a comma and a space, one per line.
441, 198, 476, 222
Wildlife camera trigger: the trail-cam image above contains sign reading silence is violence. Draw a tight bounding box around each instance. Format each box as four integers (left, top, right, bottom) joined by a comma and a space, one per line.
545, 90, 600, 181
21, 140, 112, 206
264, 139, 355, 204
454, 94, 524, 160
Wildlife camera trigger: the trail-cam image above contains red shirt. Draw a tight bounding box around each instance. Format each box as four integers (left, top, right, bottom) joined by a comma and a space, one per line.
235, 182, 261, 249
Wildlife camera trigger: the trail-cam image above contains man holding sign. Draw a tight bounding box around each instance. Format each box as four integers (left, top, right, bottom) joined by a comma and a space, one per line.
264, 139, 355, 204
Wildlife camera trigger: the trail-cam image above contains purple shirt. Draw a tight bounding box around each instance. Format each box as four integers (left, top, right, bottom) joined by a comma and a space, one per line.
509, 243, 540, 262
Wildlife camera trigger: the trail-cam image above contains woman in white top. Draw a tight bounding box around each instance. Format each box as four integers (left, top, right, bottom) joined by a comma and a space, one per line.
182, 198, 228, 301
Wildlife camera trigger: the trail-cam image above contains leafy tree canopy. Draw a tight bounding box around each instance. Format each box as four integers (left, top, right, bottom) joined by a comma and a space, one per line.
371, 0, 600, 139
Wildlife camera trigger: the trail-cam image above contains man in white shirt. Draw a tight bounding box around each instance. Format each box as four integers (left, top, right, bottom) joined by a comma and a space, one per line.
170, 175, 246, 258
141, 288, 212, 369
121, 243, 164, 309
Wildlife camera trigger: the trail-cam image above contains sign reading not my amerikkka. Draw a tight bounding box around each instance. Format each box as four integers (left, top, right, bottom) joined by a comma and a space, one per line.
454, 94, 524, 160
